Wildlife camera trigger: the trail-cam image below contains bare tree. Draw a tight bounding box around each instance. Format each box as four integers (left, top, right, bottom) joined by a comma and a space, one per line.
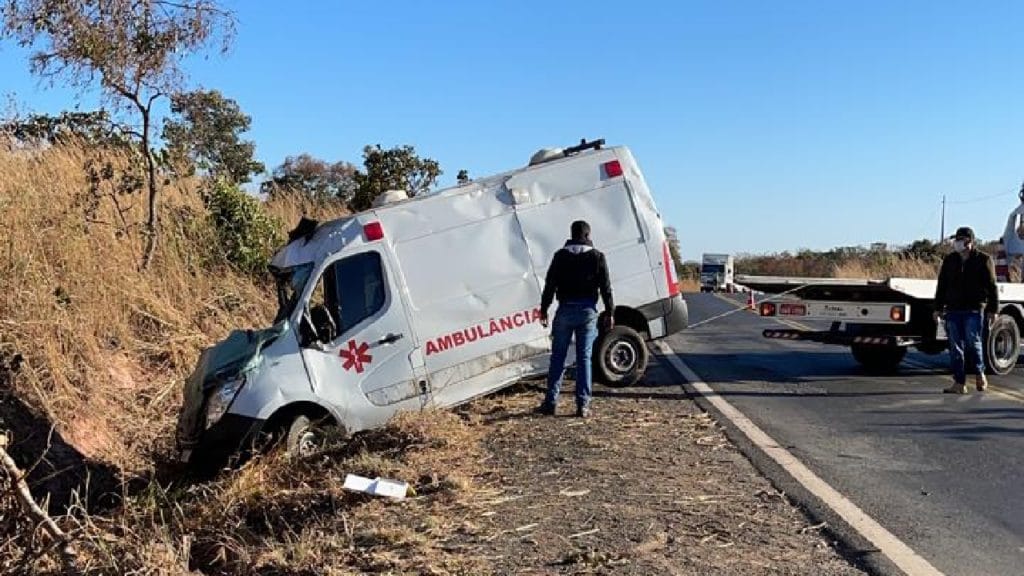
2, 0, 236, 268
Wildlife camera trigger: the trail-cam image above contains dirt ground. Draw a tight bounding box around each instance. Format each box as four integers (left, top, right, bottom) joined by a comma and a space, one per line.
450, 356, 867, 575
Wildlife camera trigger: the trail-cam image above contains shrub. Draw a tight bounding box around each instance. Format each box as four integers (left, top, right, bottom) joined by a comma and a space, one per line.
203, 179, 282, 276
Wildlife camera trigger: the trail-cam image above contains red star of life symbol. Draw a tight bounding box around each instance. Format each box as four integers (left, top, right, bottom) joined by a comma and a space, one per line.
339, 339, 373, 373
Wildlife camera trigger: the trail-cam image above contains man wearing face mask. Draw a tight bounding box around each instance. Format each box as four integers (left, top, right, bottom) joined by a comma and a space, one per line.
933, 226, 999, 394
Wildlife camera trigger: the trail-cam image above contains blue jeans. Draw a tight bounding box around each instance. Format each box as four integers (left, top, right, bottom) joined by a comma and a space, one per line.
945, 310, 985, 384
544, 302, 599, 409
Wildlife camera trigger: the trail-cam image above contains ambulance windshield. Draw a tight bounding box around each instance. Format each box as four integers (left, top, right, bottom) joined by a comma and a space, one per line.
272, 263, 314, 322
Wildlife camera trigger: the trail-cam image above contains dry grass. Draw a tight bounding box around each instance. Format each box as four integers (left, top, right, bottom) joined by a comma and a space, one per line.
0, 143, 347, 470
678, 278, 701, 293
3, 409, 490, 575
831, 257, 938, 280
0, 143, 505, 575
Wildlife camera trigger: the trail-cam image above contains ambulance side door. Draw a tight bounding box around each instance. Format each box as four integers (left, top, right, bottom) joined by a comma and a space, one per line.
299, 248, 426, 431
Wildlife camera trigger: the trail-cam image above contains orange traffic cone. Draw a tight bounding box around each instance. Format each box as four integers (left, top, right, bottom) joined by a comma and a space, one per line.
747, 291, 756, 310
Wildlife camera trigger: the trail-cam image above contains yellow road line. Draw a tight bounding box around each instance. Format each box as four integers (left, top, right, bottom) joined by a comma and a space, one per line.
991, 385, 1024, 404
710, 291, 751, 311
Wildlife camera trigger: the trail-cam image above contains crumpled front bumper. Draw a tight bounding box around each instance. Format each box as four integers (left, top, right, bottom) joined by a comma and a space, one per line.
177, 413, 265, 467
175, 369, 260, 466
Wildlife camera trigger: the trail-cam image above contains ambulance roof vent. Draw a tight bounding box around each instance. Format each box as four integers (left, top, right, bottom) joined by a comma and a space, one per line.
529, 148, 565, 166
372, 189, 409, 207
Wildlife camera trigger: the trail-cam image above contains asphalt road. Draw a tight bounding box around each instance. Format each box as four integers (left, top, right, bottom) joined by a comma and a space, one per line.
662, 292, 1024, 576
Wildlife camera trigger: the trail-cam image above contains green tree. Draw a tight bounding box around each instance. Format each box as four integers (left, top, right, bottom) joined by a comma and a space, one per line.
349, 144, 441, 211
1, 0, 235, 268
162, 89, 264, 184
260, 154, 357, 201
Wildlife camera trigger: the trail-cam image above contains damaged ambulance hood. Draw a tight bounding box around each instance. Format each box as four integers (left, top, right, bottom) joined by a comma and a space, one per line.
176, 322, 288, 447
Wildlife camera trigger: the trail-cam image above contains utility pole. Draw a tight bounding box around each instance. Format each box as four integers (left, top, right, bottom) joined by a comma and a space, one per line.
940, 194, 946, 243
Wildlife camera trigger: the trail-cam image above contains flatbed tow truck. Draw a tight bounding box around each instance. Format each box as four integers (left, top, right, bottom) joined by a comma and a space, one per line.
736, 191, 1024, 375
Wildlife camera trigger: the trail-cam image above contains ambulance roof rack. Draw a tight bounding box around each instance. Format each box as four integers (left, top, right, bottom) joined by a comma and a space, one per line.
563, 138, 605, 156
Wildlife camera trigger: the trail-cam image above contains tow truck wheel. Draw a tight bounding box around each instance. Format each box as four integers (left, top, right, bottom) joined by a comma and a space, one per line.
850, 344, 907, 374
594, 326, 649, 386
286, 414, 332, 458
985, 315, 1020, 376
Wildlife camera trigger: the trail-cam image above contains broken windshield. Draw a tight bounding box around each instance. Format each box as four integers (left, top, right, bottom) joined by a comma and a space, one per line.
273, 263, 314, 323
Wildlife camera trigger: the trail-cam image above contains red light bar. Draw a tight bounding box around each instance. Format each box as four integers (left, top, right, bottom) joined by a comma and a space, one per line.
602, 160, 623, 178
363, 221, 384, 241
662, 241, 680, 297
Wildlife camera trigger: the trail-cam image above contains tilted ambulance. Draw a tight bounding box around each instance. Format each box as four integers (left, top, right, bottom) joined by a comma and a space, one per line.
176, 139, 688, 464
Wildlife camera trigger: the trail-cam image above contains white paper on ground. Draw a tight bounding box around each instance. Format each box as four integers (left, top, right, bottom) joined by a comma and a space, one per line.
343, 473, 409, 500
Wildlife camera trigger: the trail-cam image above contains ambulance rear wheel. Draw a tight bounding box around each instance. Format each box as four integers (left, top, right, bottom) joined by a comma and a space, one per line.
850, 344, 906, 374
595, 326, 649, 386
985, 315, 1019, 376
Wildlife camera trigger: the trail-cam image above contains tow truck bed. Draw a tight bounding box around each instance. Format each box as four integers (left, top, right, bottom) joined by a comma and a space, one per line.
734, 274, 1024, 375
737, 275, 1024, 303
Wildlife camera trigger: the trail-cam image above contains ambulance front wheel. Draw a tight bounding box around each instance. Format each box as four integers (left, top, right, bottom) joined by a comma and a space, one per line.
286, 414, 337, 458
594, 326, 649, 386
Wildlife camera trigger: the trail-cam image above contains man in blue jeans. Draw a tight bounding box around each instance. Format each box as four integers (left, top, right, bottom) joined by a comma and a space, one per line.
933, 226, 999, 394
537, 220, 614, 418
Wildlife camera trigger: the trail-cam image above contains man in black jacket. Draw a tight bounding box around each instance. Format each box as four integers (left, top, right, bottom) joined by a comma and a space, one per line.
933, 226, 999, 394
537, 220, 614, 418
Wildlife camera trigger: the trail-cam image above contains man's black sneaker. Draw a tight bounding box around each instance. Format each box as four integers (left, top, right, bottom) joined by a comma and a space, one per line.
534, 404, 556, 416
576, 406, 591, 418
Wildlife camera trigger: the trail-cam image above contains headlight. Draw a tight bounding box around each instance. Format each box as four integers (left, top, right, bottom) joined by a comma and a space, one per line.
204, 378, 243, 429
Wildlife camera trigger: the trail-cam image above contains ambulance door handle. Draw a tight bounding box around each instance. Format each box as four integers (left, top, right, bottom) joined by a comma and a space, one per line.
378, 333, 404, 345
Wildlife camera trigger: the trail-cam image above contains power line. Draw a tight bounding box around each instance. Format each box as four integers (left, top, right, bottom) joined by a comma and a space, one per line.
947, 190, 1016, 205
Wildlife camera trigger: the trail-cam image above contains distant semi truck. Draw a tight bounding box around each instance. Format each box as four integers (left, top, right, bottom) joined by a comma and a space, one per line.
700, 253, 734, 293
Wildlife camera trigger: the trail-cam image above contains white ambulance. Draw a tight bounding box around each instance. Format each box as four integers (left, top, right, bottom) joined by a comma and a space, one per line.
176, 139, 688, 465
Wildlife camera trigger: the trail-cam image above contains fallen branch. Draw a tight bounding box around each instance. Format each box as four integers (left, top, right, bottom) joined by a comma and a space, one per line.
0, 433, 79, 570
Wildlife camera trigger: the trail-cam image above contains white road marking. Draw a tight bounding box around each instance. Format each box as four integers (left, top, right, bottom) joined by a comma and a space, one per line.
654, 340, 944, 576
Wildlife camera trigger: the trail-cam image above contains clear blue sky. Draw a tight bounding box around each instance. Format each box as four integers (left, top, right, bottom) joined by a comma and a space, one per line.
3, 1, 1024, 261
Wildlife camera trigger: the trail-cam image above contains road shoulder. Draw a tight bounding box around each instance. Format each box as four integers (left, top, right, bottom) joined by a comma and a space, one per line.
453, 357, 866, 575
